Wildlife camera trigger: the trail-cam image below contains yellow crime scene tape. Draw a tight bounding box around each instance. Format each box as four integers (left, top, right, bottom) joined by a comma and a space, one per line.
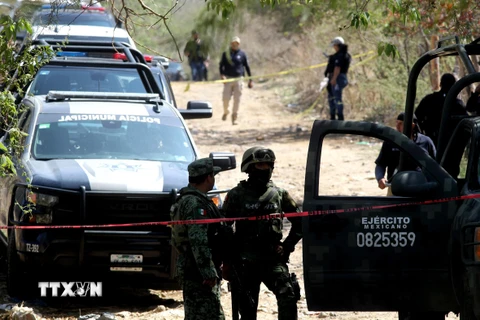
183, 50, 377, 92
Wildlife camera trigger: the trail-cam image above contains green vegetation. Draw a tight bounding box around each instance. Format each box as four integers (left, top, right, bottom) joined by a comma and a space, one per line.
115, 0, 479, 123
0, 0, 477, 176
0, 15, 53, 176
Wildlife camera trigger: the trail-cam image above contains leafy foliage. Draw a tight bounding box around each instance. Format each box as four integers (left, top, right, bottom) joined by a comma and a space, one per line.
201, 0, 480, 56
0, 15, 53, 177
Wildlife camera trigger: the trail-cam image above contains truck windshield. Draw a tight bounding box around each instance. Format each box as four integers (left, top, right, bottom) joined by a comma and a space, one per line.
32, 114, 195, 162
28, 66, 156, 96
33, 12, 117, 27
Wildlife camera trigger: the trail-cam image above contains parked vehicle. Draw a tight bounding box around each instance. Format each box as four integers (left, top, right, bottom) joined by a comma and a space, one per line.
302, 36, 480, 320
2, 90, 234, 297
31, 6, 118, 28
14, 1, 124, 42
9, 40, 179, 108
165, 60, 189, 81
1, 39, 230, 298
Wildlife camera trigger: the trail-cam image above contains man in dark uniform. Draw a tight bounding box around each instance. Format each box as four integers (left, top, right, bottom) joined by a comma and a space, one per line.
324, 36, 351, 120
415, 73, 467, 146
375, 112, 436, 195
170, 158, 228, 320
219, 36, 253, 125
222, 147, 302, 320
184, 30, 208, 81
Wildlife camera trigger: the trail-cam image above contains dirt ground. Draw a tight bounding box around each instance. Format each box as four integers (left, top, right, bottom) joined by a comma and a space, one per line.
3, 79, 461, 319
171, 79, 460, 320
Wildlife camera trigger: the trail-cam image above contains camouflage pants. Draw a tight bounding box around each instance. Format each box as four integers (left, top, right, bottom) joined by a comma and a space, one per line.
183, 279, 225, 320
237, 261, 297, 320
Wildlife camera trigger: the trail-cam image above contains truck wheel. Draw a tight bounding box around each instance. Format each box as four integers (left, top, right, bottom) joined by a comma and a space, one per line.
461, 274, 477, 320
398, 311, 446, 320
7, 233, 30, 299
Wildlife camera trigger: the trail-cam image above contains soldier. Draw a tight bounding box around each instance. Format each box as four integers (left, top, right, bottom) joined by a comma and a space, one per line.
415, 73, 467, 146
170, 158, 227, 320
375, 112, 436, 195
222, 147, 303, 320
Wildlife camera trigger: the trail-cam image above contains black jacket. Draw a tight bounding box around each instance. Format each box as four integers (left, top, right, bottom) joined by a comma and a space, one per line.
219, 49, 251, 78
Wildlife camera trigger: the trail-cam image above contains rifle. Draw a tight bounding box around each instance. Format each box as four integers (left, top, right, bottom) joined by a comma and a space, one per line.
228, 262, 255, 320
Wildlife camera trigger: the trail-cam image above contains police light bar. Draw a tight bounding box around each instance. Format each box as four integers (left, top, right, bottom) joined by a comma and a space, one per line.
113, 52, 127, 61
56, 51, 88, 57
113, 53, 151, 63
46, 91, 162, 102
81, 4, 105, 11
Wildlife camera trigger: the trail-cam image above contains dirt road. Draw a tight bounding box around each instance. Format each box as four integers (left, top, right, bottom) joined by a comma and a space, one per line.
2, 79, 460, 319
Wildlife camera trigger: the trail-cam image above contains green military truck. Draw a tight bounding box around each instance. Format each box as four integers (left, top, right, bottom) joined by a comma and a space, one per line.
302, 36, 480, 319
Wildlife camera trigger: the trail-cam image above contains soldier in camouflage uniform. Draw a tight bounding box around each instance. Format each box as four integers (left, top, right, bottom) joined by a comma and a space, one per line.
222, 147, 303, 320
170, 158, 226, 320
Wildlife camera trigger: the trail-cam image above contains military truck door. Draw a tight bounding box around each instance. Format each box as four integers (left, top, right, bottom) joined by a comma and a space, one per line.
303, 120, 459, 313
440, 119, 480, 318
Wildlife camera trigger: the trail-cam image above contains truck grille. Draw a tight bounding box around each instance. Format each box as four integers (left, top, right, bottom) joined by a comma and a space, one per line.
86, 195, 172, 226
52, 192, 174, 231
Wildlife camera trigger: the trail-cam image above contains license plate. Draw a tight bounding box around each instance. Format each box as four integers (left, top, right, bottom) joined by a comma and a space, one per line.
110, 254, 143, 263
110, 267, 143, 272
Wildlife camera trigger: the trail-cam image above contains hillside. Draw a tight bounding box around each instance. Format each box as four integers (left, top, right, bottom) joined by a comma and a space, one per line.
125, 0, 470, 125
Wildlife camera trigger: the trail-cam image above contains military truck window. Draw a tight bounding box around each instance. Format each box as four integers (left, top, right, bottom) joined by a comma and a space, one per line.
31, 113, 195, 163
318, 134, 425, 197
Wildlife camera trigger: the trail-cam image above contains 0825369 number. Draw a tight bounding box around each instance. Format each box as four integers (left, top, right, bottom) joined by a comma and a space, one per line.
356, 232, 416, 247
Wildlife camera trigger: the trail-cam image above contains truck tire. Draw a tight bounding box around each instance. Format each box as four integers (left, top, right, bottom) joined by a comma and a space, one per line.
6, 233, 31, 299
398, 311, 446, 320
461, 274, 477, 320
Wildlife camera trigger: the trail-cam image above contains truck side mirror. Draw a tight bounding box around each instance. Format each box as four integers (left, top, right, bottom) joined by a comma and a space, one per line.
209, 152, 236, 172
391, 171, 438, 197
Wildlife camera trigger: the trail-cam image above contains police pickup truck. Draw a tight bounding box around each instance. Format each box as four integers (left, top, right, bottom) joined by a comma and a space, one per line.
302, 36, 480, 320
1, 40, 235, 298
0, 90, 235, 298
11, 39, 174, 105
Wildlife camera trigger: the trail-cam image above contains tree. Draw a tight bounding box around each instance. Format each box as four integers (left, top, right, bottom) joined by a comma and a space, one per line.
0, 0, 477, 177
0, 15, 52, 176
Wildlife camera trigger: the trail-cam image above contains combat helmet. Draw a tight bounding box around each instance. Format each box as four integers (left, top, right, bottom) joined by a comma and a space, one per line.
241, 147, 276, 172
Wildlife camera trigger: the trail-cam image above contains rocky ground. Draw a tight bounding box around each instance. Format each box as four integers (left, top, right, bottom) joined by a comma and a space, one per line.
0, 79, 461, 319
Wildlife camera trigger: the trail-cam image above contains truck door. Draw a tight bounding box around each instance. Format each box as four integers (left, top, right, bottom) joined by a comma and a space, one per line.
303, 120, 459, 313
441, 120, 480, 316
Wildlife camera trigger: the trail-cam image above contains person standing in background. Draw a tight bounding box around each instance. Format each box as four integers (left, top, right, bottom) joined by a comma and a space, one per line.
415, 73, 467, 147
325, 36, 351, 121
219, 36, 253, 125
184, 30, 208, 81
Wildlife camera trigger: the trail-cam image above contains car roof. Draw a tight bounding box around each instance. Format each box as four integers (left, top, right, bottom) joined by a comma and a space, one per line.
32, 25, 136, 49
32, 24, 130, 37
29, 92, 182, 122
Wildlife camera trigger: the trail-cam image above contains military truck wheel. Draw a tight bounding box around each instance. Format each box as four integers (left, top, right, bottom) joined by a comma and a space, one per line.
460, 274, 477, 320
6, 233, 31, 299
461, 298, 476, 320
398, 311, 446, 320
